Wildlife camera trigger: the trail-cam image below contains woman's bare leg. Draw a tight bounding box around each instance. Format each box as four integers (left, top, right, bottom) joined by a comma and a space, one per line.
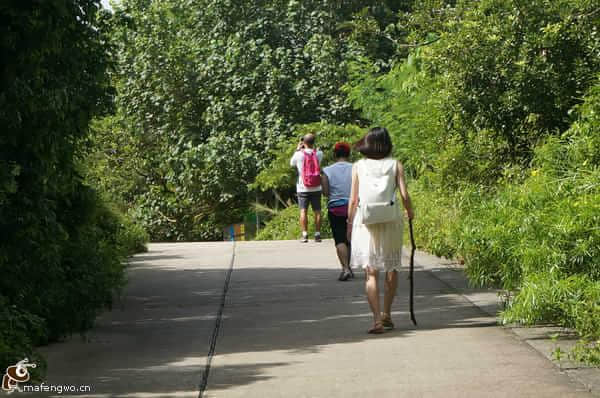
365, 266, 381, 324
383, 270, 398, 318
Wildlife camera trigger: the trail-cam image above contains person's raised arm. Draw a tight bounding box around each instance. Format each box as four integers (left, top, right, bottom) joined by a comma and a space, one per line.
396, 161, 414, 220
321, 173, 330, 197
346, 164, 359, 241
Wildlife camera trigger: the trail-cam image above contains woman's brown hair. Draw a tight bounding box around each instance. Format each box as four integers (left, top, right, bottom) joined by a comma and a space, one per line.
354, 127, 392, 159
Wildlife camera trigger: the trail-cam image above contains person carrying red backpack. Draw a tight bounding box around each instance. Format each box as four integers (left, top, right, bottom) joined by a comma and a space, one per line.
290, 133, 324, 242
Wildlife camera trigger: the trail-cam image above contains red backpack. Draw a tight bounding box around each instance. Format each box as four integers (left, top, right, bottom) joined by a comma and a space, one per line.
302, 150, 321, 187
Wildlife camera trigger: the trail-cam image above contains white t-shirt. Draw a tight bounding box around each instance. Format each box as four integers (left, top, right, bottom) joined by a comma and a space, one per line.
290, 148, 323, 193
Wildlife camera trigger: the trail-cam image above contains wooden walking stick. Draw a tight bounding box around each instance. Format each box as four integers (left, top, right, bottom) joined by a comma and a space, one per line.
408, 219, 417, 326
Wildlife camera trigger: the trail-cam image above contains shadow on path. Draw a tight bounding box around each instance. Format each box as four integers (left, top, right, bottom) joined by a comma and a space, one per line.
38, 262, 493, 397
37, 243, 588, 398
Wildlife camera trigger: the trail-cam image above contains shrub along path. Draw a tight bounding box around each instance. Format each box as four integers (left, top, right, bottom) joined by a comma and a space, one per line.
37, 241, 596, 397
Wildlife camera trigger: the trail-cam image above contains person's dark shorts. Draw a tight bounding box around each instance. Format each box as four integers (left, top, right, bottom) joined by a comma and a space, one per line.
297, 191, 322, 211
328, 210, 348, 245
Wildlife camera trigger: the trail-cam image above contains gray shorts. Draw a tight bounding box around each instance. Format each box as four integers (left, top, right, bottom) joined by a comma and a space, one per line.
297, 191, 322, 211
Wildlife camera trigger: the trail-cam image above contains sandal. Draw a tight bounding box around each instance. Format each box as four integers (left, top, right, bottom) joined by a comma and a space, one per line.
367, 321, 385, 334
381, 314, 394, 330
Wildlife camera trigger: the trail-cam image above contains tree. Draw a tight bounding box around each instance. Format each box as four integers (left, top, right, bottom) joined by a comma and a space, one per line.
99, 0, 405, 240
0, 0, 131, 373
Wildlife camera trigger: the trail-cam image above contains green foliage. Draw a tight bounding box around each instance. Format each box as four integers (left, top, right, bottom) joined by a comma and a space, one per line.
255, 202, 332, 241
461, 79, 600, 290
361, 0, 600, 187
113, 205, 149, 255
341, 1, 413, 63
0, 1, 146, 375
502, 273, 600, 365
427, 0, 600, 164
571, 340, 600, 366
0, 297, 47, 382
103, 0, 385, 239
409, 182, 465, 259
455, 79, 600, 362
252, 122, 365, 194
461, 177, 600, 290
344, 53, 443, 179
98, 1, 414, 240
502, 274, 593, 327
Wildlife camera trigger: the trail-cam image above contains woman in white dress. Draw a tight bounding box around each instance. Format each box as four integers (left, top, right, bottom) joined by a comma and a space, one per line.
346, 127, 415, 334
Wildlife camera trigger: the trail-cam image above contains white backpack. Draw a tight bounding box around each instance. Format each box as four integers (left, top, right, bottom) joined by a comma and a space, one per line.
358, 159, 401, 225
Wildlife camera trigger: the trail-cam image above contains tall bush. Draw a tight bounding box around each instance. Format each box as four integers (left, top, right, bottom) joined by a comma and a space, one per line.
0, 1, 143, 374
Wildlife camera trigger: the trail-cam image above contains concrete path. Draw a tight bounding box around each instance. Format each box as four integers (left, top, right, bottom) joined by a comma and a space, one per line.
37, 242, 233, 397
33, 240, 596, 397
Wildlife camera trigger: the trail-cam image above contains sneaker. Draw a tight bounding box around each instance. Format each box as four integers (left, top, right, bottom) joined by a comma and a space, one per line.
300, 235, 308, 243
338, 271, 351, 281
314, 234, 322, 243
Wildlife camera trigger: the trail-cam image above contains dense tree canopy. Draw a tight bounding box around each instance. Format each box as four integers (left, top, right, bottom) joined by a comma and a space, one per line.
89, 0, 405, 240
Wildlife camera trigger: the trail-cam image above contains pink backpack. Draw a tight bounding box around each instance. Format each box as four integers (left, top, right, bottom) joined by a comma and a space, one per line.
302, 150, 321, 187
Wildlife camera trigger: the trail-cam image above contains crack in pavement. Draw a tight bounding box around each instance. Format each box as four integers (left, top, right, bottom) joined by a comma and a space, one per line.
197, 242, 236, 398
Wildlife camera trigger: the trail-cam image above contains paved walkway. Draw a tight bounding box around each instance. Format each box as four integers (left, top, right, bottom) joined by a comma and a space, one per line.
35, 241, 596, 397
